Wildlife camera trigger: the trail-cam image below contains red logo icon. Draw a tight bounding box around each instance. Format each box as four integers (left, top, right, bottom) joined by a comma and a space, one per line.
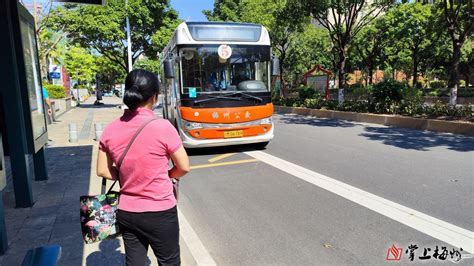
386, 244, 403, 261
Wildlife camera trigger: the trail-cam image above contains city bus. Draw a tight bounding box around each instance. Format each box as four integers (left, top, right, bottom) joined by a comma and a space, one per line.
159, 22, 277, 148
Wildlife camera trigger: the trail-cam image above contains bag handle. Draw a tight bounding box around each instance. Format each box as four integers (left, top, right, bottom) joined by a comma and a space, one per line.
101, 118, 157, 194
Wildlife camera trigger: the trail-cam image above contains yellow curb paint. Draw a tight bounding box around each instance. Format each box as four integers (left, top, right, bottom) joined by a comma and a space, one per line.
207, 153, 236, 163
191, 159, 258, 170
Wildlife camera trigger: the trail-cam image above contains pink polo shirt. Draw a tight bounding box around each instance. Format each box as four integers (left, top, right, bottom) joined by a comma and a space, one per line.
99, 107, 182, 212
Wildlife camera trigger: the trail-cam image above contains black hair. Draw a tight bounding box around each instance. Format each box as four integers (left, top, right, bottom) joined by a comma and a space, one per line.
123, 69, 160, 111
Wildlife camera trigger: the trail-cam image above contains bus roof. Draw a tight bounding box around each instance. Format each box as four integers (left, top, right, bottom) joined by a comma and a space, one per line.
162, 21, 271, 55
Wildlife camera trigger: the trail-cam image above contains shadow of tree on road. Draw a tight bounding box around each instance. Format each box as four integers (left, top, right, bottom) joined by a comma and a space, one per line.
276, 114, 358, 128
360, 126, 474, 152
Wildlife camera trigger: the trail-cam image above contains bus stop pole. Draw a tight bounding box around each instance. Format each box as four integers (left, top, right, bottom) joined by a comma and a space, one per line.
0, 194, 8, 255
33, 147, 48, 181
0, 0, 34, 208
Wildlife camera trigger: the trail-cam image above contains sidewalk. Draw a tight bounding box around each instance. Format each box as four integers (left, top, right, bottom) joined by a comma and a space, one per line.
0, 96, 195, 265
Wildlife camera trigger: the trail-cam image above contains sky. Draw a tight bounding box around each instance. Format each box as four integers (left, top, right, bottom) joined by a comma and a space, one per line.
23, 0, 215, 21
170, 0, 214, 21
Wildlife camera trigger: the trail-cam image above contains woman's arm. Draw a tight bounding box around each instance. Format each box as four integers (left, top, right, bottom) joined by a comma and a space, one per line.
96, 149, 119, 180
169, 146, 190, 180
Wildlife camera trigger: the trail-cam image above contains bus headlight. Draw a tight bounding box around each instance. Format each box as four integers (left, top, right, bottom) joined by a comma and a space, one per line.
182, 120, 203, 130
260, 117, 272, 125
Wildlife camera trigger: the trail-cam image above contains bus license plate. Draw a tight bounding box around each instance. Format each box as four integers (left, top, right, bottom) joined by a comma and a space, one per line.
224, 130, 244, 138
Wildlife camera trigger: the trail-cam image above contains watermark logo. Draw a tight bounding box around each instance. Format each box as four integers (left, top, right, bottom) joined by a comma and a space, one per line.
386, 244, 403, 261
385, 243, 470, 263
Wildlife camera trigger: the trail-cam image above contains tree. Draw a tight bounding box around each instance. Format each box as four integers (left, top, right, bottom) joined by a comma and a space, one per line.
95, 56, 126, 92
38, 29, 67, 80
286, 25, 332, 84
289, 0, 394, 103
35, 0, 68, 80
64, 46, 97, 85
458, 39, 473, 86
349, 18, 388, 85
203, 0, 243, 22
49, 0, 180, 72
383, 3, 444, 88
439, 0, 473, 105
242, 0, 307, 94
134, 58, 161, 74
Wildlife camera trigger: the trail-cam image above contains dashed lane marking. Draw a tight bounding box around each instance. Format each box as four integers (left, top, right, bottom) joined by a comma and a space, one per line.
191, 159, 258, 170
245, 151, 474, 254
178, 208, 216, 265
208, 153, 236, 163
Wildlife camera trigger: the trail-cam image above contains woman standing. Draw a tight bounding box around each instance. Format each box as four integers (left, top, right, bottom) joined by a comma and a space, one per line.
97, 69, 190, 265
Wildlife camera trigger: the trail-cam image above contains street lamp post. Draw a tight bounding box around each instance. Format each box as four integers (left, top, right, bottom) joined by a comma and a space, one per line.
125, 0, 132, 73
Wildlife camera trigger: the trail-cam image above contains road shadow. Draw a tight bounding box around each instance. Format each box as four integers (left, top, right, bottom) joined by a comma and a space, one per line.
85, 239, 128, 266
276, 113, 358, 128
1, 145, 95, 264
186, 143, 265, 157
360, 126, 474, 152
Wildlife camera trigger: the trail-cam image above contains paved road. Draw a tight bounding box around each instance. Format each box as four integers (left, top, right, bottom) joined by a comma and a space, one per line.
176, 113, 474, 265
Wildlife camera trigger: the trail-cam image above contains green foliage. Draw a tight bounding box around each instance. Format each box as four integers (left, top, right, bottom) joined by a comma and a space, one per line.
287, 0, 394, 91
427, 90, 440, 97
382, 3, 446, 85
399, 87, 424, 116
321, 99, 339, 110
351, 85, 373, 101
425, 101, 449, 117
286, 25, 332, 81
303, 98, 323, 109
95, 56, 126, 91
64, 46, 96, 83
49, 0, 180, 71
134, 59, 161, 75
438, 0, 473, 90
44, 84, 66, 99
298, 87, 321, 101
203, 0, 243, 22
348, 18, 388, 83
371, 80, 406, 113
458, 89, 474, 98
275, 84, 472, 118
429, 80, 447, 89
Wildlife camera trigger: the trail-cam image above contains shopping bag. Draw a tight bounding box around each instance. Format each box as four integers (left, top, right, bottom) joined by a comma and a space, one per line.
79, 185, 120, 244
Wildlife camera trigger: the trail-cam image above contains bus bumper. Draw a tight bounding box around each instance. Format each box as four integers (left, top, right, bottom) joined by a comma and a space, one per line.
180, 126, 274, 148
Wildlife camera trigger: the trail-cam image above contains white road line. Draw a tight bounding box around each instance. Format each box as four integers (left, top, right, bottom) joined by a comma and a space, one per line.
245, 151, 474, 254
178, 208, 217, 266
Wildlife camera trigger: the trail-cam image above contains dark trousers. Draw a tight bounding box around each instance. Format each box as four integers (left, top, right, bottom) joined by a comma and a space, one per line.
117, 206, 180, 266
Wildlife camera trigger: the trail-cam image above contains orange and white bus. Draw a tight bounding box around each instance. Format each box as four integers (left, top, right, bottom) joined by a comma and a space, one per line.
159, 22, 276, 148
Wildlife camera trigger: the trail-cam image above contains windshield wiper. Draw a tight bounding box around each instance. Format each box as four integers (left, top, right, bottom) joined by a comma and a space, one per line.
225, 92, 263, 102
194, 95, 243, 104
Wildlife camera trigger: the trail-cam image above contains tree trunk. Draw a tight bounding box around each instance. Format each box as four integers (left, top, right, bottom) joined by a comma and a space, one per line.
279, 52, 285, 98
413, 60, 418, 88
449, 40, 461, 106
337, 50, 346, 104
368, 68, 373, 85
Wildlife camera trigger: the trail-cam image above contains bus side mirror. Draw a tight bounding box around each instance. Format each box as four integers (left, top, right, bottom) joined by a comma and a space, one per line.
271, 57, 280, 76
164, 59, 175, 79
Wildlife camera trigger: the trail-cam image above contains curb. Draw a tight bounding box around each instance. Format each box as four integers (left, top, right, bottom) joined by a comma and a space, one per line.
274, 106, 474, 136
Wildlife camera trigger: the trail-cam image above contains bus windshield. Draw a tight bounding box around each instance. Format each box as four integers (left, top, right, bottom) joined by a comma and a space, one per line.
180, 45, 271, 95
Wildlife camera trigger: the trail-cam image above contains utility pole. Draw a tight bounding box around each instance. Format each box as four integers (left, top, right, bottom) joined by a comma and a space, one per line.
32, 0, 37, 28
125, 0, 132, 73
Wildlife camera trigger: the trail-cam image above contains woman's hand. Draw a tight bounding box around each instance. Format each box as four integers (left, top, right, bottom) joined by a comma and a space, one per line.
169, 146, 190, 180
